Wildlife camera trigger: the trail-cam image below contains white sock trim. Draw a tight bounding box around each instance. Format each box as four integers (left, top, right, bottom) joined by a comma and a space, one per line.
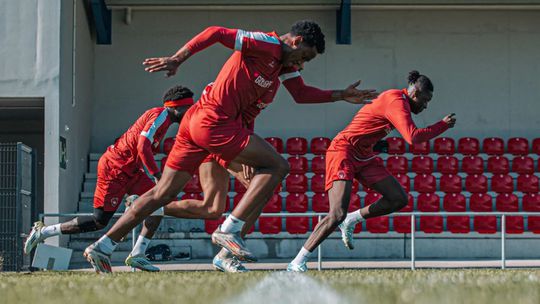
40, 224, 62, 238
292, 247, 312, 265
96, 235, 117, 255
344, 210, 364, 226
131, 235, 151, 257
220, 215, 245, 233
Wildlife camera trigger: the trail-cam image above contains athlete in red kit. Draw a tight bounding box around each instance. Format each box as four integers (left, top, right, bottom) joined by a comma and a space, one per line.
24, 85, 194, 272
288, 71, 457, 271
84, 20, 377, 273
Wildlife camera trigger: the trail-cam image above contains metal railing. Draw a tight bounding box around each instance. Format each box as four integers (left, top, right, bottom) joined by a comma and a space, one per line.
40, 211, 540, 271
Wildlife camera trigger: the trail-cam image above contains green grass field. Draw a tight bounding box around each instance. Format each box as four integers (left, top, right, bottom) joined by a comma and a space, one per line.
2, 269, 540, 304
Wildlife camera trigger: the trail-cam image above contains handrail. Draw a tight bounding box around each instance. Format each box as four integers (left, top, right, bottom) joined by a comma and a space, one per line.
40, 211, 540, 271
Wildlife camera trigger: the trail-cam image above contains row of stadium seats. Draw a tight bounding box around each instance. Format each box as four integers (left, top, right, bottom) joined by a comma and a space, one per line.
158, 136, 540, 156
204, 215, 540, 235
175, 171, 539, 194
195, 192, 540, 213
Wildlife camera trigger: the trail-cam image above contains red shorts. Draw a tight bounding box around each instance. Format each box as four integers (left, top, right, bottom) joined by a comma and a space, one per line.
202, 154, 230, 169
94, 155, 155, 212
325, 148, 391, 191
166, 104, 251, 174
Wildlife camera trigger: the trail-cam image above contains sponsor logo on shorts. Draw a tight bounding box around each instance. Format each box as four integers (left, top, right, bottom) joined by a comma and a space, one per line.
110, 197, 119, 208
338, 171, 346, 179
257, 102, 269, 109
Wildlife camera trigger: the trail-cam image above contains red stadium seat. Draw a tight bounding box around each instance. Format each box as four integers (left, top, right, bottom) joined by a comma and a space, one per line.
411, 156, 434, 174
364, 192, 382, 206
487, 156, 510, 174
523, 193, 540, 211
469, 193, 493, 211
461, 156, 484, 174
233, 193, 244, 209
162, 137, 174, 155
311, 156, 326, 174
205, 218, 224, 234
458, 137, 480, 155
285, 174, 308, 193
420, 216, 443, 233
465, 174, 488, 193
265, 137, 284, 153
286, 193, 308, 212
312, 193, 329, 212
387, 156, 408, 174
288, 156, 308, 174
160, 156, 168, 173
234, 178, 247, 193
440, 174, 463, 193
532, 138, 540, 155
286, 137, 308, 155
413, 174, 436, 193
524, 193, 540, 233
434, 137, 455, 155
394, 173, 411, 192
393, 216, 412, 233
387, 137, 406, 154
443, 192, 470, 233
310, 137, 331, 155
352, 179, 360, 193
495, 193, 523, 233
181, 192, 203, 201
491, 174, 514, 193
366, 217, 390, 233
263, 194, 282, 213
348, 193, 361, 212
259, 217, 282, 234
436, 156, 459, 174
517, 174, 539, 193
417, 192, 440, 211
512, 156, 534, 174
483, 137, 504, 155
410, 141, 430, 155
184, 174, 202, 193
286, 217, 309, 234
310, 173, 326, 193
474, 216, 497, 234
508, 137, 529, 155
416, 192, 443, 233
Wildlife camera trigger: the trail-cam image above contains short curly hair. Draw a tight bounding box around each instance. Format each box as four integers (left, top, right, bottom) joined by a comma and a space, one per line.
290, 20, 325, 54
162, 85, 194, 103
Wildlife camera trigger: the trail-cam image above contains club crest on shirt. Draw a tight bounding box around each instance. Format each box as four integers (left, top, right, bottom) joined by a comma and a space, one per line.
110, 197, 119, 207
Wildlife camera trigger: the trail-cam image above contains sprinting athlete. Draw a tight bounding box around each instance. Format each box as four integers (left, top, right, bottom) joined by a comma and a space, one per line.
24, 85, 195, 272
84, 20, 377, 273
288, 70, 457, 272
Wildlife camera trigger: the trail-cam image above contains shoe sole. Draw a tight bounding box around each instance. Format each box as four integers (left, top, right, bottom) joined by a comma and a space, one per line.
83, 251, 112, 274
211, 235, 257, 262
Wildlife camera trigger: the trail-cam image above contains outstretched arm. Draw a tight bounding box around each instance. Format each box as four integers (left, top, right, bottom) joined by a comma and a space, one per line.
143, 26, 237, 77
386, 100, 455, 144
282, 75, 378, 104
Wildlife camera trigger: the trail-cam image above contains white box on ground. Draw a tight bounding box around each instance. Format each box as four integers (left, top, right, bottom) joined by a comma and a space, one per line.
32, 243, 73, 270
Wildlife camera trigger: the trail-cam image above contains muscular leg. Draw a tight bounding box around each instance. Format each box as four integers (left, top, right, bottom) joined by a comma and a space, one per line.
228, 134, 289, 221
104, 167, 192, 242
303, 181, 352, 252
59, 208, 114, 234
357, 176, 408, 219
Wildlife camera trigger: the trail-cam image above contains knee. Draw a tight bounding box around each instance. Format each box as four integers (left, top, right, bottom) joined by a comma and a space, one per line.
328, 208, 347, 226
206, 205, 225, 220
387, 191, 409, 211
275, 158, 290, 178
152, 187, 177, 203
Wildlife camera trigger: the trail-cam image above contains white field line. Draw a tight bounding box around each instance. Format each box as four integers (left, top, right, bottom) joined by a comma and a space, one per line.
225, 271, 355, 304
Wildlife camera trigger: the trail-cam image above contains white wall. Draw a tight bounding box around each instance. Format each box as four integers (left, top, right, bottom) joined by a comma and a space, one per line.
0, 0, 60, 219
90, 9, 540, 152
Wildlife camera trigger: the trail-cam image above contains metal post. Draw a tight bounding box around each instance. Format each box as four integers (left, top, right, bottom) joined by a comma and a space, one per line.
131, 228, 137, 272
411, 214, 415, 270
501, 215, 506, 270
317, 215, 322, 271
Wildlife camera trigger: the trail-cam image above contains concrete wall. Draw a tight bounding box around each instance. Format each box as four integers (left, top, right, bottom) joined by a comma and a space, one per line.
90, 9, 540, 152
0, 0, 61, 221
57, 0, 95, 220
